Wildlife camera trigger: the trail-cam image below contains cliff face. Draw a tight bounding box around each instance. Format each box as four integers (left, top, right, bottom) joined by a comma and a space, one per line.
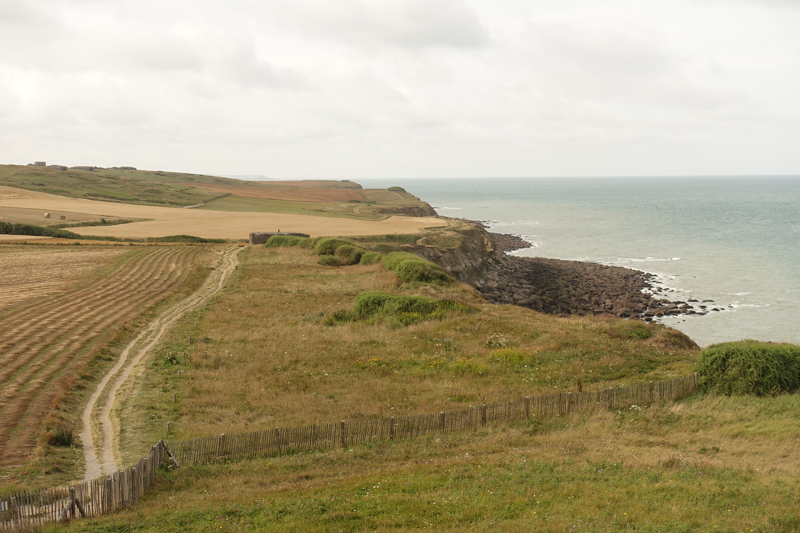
411, 226, 501, 287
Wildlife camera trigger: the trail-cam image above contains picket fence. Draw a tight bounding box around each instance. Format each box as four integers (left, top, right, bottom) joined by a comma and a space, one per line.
0, 373, 697, 530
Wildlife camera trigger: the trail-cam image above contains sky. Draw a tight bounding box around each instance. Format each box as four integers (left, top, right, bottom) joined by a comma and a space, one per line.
1, 0, 798, 179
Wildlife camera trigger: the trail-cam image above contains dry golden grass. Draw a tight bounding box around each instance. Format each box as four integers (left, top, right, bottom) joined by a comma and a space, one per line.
128, 245, 696, 447
0, 185, 444, 240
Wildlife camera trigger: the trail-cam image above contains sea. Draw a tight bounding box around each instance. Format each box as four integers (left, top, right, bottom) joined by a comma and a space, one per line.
362, 176, 800, 348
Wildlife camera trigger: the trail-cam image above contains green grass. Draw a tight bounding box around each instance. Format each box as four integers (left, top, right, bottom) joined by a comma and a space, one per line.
42, 397, 800, 531
0, 165, 232, 207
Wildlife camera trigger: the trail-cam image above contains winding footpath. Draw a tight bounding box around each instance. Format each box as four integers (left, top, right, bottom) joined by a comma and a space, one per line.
80, 246, 243, 480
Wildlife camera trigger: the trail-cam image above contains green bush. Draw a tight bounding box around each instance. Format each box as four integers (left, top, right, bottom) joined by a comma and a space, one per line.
387, 186, 407, 192
314, 238, 353, 256
359, 252, 383, 265
383, 252, 419, 270
695, 340, 800, 396
334, 245, 365, 265
318, 255, 341, 267
383, 252, 454, 284
343, 292, 473, 325
265, 235, 310, 248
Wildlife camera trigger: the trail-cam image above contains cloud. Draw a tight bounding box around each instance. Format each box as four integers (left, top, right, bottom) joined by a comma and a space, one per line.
210, 39, 310, 91
278, 0, 489, 50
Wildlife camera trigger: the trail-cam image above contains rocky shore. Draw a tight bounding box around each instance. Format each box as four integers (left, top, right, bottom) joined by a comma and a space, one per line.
479, 232, 721, 321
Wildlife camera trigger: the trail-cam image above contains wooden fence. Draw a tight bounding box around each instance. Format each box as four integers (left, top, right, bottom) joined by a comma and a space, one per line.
0, 373, 697, 530
165, 373, 698, 465
0, 441, 170, 531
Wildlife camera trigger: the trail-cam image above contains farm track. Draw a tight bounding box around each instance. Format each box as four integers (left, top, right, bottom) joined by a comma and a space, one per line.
0, 246, 201, 467
82, 246, 242, 478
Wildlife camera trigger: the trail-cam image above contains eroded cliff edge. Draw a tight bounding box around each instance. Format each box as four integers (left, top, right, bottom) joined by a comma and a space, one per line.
405, 219, 713, 323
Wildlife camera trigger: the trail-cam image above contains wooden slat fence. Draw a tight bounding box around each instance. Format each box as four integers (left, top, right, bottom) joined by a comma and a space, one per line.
0, 373, 697, 531
165, 373, 698, 465
0, 441, 168, 531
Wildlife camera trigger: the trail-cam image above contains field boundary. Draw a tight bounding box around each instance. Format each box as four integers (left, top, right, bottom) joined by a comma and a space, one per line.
0, 373, 697, 530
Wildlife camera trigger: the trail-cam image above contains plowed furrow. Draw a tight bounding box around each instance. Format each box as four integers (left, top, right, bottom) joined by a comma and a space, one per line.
0, 245, 200, 466
0, 267, 186, 411
0, 247, 179, 350
0, 248, 192, 401
0, 248, 185, 382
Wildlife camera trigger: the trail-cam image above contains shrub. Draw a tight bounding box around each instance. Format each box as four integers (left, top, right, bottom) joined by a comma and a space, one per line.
343, 292, 473, 326
324, 310, 355, 325
318, 255, 341, 267
695, 340, 800, 396
359, 252, 383, 265
353, 292, 395, 318
334, 245, 365, 265
314, 238, 353, 256
387, 186, 406, 192
265, 235, 310, 248
383, 252, 454, 284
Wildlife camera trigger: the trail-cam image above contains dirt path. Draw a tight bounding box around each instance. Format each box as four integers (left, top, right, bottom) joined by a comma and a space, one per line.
80, 246, 243, 479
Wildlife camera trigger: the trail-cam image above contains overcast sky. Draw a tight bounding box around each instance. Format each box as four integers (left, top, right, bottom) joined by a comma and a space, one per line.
1, 0, 798, 179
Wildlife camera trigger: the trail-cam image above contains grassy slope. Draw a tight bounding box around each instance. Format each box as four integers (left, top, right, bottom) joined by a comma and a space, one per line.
0, 165, 234, 207
61, 245, 800, 531
116, 245, 696, 460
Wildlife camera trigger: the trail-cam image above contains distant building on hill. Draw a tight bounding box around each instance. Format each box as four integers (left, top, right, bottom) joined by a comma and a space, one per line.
34, 161, 46, 166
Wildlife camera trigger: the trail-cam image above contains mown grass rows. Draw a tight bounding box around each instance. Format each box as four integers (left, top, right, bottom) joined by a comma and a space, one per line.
0, 246, 202, 470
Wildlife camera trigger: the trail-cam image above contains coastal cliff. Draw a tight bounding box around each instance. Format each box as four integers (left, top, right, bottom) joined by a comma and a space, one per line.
409, 220, 710, 323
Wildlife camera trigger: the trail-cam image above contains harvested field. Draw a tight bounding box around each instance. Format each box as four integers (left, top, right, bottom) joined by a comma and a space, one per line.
0, 245, 205, 468
0, 245, 128, 311
0, 185, 445, 240
0, 206, 131, 226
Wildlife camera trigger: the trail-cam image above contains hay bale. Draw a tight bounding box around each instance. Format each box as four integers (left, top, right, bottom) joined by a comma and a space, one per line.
60, 215, 66, 220
44, 212, 50, 218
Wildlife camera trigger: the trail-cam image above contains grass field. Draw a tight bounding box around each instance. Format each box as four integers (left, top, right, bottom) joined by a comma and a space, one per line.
115, 245, 696, 459
0, 244, 208, 481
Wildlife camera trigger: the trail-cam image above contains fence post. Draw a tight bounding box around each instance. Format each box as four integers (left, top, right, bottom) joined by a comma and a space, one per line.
608, 388, 614, 410
340, 420, 346, 448
567, 392, 572, 413
439, 412, 445, 434
649, 381, 654, 402
217, 434, 226, 458
275, 428, 281, 454
524, 397, 531, 420
481, 404, 487, 426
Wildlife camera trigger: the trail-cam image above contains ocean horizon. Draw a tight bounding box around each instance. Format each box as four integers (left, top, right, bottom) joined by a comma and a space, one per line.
362, 176, 800, 348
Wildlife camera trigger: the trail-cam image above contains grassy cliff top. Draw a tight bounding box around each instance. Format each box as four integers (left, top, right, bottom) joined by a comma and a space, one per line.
0, 165, 434, 220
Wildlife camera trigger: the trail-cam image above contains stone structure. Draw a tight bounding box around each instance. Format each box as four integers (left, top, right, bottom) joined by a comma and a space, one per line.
249, 231, 310, 245
34, 161, 46, 166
